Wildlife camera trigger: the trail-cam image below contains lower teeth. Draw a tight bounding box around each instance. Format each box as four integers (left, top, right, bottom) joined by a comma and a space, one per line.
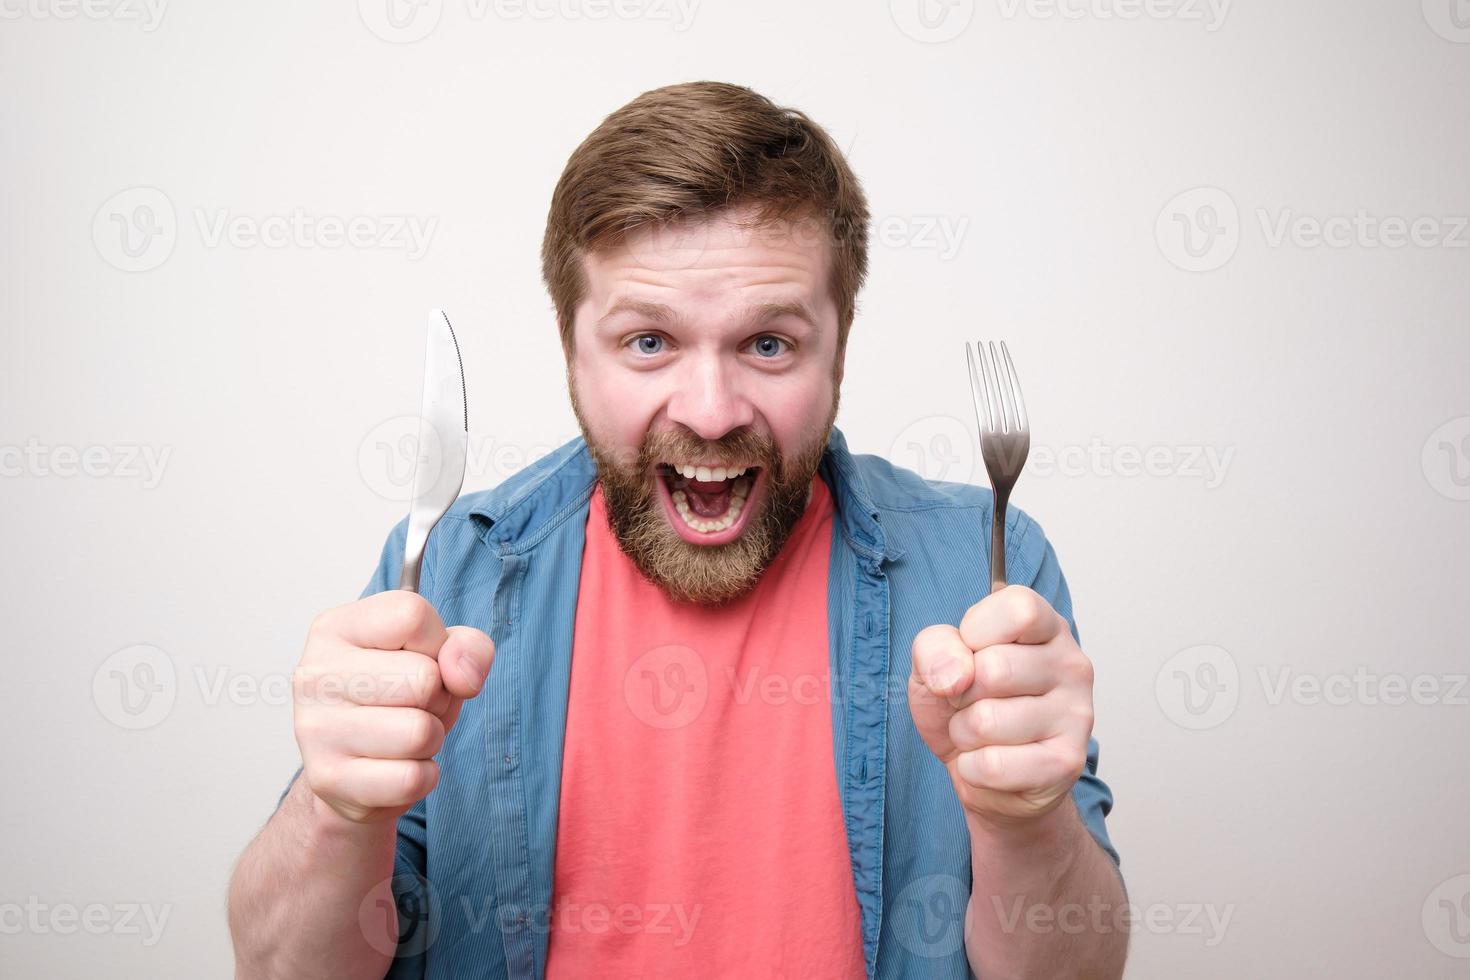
670, 475, 750, 533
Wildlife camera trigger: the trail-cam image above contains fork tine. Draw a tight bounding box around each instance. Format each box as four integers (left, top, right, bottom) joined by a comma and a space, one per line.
978, 339, 1007, 433
998, 340, 1028, 433
966, 341, 993, 431
987, 341, 1016, 434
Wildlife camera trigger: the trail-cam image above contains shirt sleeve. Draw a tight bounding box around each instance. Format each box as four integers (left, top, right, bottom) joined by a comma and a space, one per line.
1014, 516, 1123, 881
269, 518, 432, 974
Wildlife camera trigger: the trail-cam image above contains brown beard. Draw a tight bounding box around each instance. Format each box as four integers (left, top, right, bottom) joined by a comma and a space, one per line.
568, 370, 840, 607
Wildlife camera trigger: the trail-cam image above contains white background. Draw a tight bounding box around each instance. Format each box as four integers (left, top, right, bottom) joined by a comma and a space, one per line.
2, 0, 1469, 976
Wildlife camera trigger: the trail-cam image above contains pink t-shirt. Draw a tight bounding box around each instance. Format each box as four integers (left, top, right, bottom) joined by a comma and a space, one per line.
545, 474, 865, 979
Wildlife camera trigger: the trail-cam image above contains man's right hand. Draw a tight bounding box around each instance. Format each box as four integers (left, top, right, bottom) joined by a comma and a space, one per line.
292, 590, 495, 825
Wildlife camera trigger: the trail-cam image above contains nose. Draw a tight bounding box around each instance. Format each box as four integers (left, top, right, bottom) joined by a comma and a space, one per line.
664, 355, 755, 442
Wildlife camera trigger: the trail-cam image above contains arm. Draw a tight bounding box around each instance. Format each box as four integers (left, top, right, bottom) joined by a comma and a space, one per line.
908, 525, 1126, 979
227, 588, 494, 979
963, 795, 1127, 979
227, 776, 400, 979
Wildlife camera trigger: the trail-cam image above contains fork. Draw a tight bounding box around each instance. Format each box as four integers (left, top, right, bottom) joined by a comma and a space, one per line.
966, 340, 1031, 594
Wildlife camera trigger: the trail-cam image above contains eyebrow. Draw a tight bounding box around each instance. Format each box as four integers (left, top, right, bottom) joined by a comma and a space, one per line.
596, 299, 819, 333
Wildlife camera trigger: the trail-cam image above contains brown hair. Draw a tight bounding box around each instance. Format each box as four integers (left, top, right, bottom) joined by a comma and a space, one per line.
541, 81, 870, 357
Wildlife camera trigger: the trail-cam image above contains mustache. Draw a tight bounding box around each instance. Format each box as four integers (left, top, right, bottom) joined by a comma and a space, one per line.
625, 430, 779, 473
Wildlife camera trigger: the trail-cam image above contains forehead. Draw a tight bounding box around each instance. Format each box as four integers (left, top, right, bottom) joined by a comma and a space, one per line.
577, 205, 836, 325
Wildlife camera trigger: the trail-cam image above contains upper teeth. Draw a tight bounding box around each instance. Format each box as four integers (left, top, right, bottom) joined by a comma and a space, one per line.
671, 462, 750, 482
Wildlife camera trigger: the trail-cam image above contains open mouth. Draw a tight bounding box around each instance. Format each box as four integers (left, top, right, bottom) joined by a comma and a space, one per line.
654, 462, 766, 543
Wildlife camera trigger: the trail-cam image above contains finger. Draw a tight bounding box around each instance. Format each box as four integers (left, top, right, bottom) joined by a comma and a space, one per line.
321, 757, 439, 810
953, 736, 1086, 794
949, 643, 1058, 708
948, 694, 1057, 752
315, 591, 449, 658
908, 625, 975, 760
317, 706, 447, 761
958, 585, 1067, 651
296, 649, 451, 714
910, 624, 975, 697
436, 626, 495, 700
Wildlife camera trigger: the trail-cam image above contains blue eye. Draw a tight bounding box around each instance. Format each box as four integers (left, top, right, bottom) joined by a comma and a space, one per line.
633, 334, 664, 355
752, 335, 788, 358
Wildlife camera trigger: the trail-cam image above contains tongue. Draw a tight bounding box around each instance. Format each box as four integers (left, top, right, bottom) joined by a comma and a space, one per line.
685, 478, 733, 517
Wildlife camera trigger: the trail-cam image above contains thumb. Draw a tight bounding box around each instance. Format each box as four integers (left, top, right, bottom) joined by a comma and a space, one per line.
907, 624, 974, 763
437, 625, 495, 702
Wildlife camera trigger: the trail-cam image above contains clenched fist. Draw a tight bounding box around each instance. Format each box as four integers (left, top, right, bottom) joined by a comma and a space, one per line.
292, 590, 495, 825
907, 584, 1095, 828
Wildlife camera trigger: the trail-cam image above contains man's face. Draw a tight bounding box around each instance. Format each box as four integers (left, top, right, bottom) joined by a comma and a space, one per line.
566, 203, 844, 606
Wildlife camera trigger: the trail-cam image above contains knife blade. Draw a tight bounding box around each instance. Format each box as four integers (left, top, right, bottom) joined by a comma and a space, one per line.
399, 309, 468, 594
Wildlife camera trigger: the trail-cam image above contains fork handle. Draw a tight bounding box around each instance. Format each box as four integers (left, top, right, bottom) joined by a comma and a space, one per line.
989, 489, 1010, 594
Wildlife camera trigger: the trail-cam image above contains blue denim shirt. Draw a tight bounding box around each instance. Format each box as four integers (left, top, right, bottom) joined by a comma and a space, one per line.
277, 424, 1119, 979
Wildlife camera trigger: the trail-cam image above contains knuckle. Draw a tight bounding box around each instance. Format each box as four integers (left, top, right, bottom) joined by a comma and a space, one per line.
406, 711, 443, 758
387, 593, 432, 639
971, 700, 999, 740
976, 745, 1006, 784
410, 661, 443, 707
976, 650, 1011, 691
